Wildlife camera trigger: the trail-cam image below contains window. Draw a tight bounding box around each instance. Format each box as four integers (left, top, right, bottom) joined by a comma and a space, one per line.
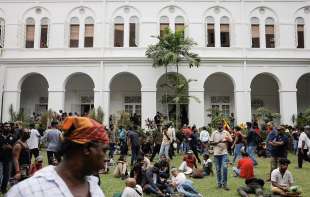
25, 18, 35, 48
114, 16, 124, 47
69, 17, 79, 48
0, 18, 5, 48
251, 17, 260, 48
40, 18, 49, 48
175, 16, 185, 37
84, 17, 94, 48
265, 18, 275, 48
160, 16, 169, 38
220, 17, 230, 47
206, 16, 215, 47
211, 96, 230, 117
296, 18, 304, 48
129, 16, 138, 47
124, 96, 141, 115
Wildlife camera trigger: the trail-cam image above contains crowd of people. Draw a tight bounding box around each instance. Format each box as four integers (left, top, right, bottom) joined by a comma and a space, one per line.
0, 110, 309, 197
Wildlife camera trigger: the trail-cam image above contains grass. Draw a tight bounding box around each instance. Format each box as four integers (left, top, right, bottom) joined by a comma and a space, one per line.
101, 153, 310, 197
3, 152, 310, 197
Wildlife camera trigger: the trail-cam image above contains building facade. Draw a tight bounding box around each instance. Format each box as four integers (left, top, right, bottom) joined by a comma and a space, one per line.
0, 0, 309, 128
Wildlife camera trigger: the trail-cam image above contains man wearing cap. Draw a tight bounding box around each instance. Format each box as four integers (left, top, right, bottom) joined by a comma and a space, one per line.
297, 125, 310, 168
7, 116, 109, 197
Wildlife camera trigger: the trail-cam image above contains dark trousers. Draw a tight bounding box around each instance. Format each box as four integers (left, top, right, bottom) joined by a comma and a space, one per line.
298, 148, 309, 168
1, 161, 11, 193
109, 143, 116, 158
190, 145, 201, 163
150, 144, 161, 162
120, 140, 128, 155
47, 151, 61, 165
30, 148, 40, 161
131, 145, 140, 165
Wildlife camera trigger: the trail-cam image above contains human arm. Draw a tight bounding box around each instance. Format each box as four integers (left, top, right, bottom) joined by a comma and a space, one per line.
12, 143, 22, 180
271, 181, 289, 191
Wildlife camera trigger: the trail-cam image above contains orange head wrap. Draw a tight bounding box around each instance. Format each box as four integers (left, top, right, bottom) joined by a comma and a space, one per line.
61, 116, 109, 145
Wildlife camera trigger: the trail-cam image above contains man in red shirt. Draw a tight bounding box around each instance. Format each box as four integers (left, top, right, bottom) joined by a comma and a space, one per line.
233, 151, 254, 179
178, 150, 197, 174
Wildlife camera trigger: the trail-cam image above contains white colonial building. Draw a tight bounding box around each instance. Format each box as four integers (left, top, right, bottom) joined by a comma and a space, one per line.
0, 0, 309, 128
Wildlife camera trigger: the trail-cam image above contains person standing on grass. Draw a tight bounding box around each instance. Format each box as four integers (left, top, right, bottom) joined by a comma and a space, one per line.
159, 124, 173, 160
42, 121, 62, 165
127, 126, 141, 166
27, 123, 41, 161
7, 116, 109, 197
268, 126, 288, 181
210, 121, 233, 191
232, 126, 245, 164
199, 126, 210, 154
297, 125, 310, 168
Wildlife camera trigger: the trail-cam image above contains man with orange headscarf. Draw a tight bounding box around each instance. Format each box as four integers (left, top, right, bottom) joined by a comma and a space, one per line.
7, 117, 109, 197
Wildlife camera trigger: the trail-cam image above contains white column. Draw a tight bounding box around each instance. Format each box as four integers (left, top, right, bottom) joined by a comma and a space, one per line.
215, 19, 221, 47
141, 89, 157, 128
124, 20, 129, 47
2, 90, 20, 122
79, 21, 85, 48
305, 17, 310, 49
260, 22, 266, 48
188, 88, 205, 128
102, 90, 110, 126
279, 90, 297, 125
34, 22, 40, 48
48, 90, 64, 112
94, 89, 104, 109
234, 90, 252, 124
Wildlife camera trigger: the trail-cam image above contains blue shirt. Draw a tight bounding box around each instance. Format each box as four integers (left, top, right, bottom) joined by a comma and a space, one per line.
270, 134, 288, 157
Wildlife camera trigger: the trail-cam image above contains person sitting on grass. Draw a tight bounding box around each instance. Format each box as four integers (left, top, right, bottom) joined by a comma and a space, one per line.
121, 178, 143, 197
113, 155, 129, 179
237, 178, 265, 197
142, 165, 171, 197
202, 153, 213, 176
170, 168, 202, 197
178, 150, 197, 175
232, 151, 254, 180
155, 154, 170, 179
271, 158, 301, 197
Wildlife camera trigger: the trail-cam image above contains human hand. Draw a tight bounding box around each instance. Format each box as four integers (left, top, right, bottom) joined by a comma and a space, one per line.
14, 172, 21, 181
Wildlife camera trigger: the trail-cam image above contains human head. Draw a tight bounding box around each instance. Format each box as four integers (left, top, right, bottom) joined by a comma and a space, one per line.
279, 158, 290, 172
267, 122, 273, 129
160, 154, 167, 161
125, 178, 136, 188
241, 151, 249, 157
202, 126, 207, 131
51, 120, 58, 128
3, 122, 11, 133
171, 167, 179, 177
187, 150, 193, 155
277, 126, 285, 134
60, 116, 110, 175
203, 153, 209, 160
304, 125, 310, 135
35, 155, 43, 167
234, 126, 241, 131
20, 128, 31, 141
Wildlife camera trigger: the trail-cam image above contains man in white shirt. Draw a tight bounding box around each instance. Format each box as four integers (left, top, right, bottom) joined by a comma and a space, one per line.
170, 168, 202, 197
121, 178, 143, 197
27, 123, 41, 161
199, 126, 210, 154
297, 125, 310, 168
7, 117, 109, 197
271, 158, 300, 196
209, 122, 232, 191
159, 124, 173, 159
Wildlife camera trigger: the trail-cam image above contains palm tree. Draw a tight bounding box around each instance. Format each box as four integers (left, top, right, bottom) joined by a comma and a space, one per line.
145, 28, 200, 128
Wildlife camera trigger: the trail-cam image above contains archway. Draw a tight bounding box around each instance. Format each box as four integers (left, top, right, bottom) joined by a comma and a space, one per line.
156, 73, 189, 126
64, 73, 94, 115
251, 73, 280, 120
204, 73, 235, 126
20, 73, 49, 116
297, 73, 310, 113
110, 72, 142, 125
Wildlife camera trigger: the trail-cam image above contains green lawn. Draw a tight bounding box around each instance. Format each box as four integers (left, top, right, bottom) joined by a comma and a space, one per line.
3, 152, 309, 197
101, 153, 310, 197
